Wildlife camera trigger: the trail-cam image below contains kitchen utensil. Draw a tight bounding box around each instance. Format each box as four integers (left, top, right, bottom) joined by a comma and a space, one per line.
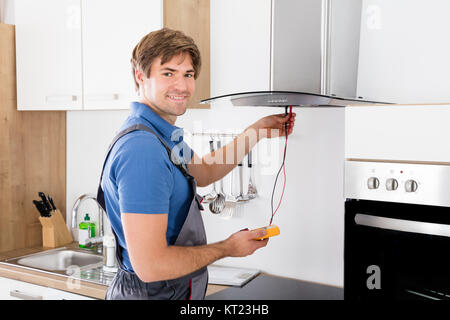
219, 166, 238, 220
234, 161, 248, 218
220, 197, 235, 219
48, 196, 57, 211
38, 192, 53, 215
33, 200, 47, 217
209, 141, 226, 214
209, 176, 226, 214
202, 140, 218, 204
246, 150, 257, 199
238, 161, 244, 200
33, 200, 52, 217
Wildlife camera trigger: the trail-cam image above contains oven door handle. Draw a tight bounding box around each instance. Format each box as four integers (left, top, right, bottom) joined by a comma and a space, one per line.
355, 213, 450, 237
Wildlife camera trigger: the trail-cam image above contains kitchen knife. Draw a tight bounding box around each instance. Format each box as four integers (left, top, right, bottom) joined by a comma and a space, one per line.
33, 200, 49, 217
32, 200, 43, 216
40, 201, 51, 217
38, 192, 53, 215
48, 196, 57, 211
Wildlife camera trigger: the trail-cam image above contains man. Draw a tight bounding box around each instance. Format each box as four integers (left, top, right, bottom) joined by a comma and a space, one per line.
98, 28, 296, 300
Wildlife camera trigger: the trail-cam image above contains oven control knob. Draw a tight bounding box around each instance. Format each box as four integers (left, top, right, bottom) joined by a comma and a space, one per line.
386, 178, 398, 191
405, 179, 418, 193
367, 177, 380, 189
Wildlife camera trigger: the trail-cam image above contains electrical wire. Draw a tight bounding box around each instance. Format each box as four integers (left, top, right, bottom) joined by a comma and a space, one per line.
269, 106, 292, 225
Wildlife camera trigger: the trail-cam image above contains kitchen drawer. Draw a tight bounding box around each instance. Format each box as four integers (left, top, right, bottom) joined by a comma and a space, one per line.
0, 276, 49, 300
0, 276, 96, 300
45, 287, 95, 300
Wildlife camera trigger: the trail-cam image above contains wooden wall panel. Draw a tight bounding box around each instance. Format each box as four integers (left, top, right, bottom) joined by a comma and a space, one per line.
164, 0, 210, 109
0, 24, 66, 253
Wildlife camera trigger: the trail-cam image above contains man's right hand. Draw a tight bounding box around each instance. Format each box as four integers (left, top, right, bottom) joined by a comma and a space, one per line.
123, 212, 269, 282
223, 228, 269, 257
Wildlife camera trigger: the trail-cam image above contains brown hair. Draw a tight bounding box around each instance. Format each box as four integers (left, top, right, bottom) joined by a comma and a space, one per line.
131, 28, 201, 92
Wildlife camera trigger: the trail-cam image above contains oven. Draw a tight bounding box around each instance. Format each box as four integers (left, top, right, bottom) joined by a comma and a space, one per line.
344, 160, 450, 300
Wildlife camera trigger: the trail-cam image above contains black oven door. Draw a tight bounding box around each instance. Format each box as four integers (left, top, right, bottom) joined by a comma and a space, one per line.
345, 199, 450, 300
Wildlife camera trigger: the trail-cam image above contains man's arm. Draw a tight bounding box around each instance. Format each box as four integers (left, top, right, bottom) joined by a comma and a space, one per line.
188, 112, 296, 187
122, 213, 267, 282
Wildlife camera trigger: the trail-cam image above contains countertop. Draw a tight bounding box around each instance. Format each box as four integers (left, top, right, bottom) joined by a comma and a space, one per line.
0, 243, 227, 299
0, 243, 108, 299
206, 274, 343, 300
0, 243, 343, 300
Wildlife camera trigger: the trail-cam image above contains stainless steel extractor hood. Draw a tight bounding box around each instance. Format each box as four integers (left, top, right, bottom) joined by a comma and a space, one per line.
200, 1, 393, 108
200, 91, 386, 108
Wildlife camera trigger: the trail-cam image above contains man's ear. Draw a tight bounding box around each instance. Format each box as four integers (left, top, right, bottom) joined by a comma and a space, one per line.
135, 68, 145, 86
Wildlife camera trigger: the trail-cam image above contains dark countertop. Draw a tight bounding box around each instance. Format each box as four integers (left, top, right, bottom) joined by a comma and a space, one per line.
206, 274, 343, 300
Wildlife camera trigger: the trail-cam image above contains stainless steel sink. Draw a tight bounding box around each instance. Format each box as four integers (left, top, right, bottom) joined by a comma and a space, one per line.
2, 247, 103, 275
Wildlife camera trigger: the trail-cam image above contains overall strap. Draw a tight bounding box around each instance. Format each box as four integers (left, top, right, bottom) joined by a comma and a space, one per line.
97, 123, 191, 212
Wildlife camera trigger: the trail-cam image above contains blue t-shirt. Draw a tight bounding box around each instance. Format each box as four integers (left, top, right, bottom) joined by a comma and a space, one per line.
102, 101, 193, 272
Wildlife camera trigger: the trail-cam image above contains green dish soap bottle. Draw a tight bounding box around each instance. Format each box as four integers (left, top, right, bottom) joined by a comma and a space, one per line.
78, 213, 96, 248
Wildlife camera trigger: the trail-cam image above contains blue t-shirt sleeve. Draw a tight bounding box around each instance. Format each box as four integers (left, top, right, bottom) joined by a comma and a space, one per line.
113, 134, 174, 214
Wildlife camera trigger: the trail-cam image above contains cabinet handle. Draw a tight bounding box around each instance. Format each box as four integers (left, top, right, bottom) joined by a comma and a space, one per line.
45, 95, 78, 103
9, 289, 43, 300
85, 93, 120, 101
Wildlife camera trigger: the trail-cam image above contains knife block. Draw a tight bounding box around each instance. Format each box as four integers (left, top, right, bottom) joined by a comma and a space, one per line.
38, 209, 73, 248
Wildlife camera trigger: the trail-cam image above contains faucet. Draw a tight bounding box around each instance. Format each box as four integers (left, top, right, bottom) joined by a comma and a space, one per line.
71, 194, 105, 252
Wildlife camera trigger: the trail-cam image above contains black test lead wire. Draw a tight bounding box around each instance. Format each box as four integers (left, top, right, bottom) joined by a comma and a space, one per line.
269, 105, 292, 225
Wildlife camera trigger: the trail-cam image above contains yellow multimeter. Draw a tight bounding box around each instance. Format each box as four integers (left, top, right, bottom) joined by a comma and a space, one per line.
252, 225, 280, 240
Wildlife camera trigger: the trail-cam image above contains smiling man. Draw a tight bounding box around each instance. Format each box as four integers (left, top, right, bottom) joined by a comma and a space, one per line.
98, 28, 295, 300
135, 48, 196, 123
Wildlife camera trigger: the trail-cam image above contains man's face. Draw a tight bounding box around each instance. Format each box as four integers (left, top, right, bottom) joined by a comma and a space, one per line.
137, 52, 195, 124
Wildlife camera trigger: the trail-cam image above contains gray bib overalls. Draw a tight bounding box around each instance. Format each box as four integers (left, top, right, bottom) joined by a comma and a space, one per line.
97, 124, 208, 300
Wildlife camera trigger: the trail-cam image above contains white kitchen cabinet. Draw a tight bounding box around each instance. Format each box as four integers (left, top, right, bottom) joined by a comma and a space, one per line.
81, 0, 162, 110
15, 0, 83, 110
15, 0, 162, 111
0, 276, 49, 300
345, 105, 450, 163
45, 286, 95, 300
356, 0, 450, 104
0, 276, 96, 300
210, 0, 271, 96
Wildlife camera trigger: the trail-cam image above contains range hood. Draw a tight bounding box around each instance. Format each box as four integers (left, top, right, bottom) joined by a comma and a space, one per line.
200, 1, 394, 109
200, 91, 386, 108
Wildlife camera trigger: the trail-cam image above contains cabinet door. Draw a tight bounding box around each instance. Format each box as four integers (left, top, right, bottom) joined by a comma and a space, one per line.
15, 0, 83, 110
211, 0, 271, 96
356, 0, 450, 104
81, 0, 163, 110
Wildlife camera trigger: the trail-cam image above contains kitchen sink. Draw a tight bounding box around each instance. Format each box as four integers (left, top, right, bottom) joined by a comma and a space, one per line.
2, 247, 103, 275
